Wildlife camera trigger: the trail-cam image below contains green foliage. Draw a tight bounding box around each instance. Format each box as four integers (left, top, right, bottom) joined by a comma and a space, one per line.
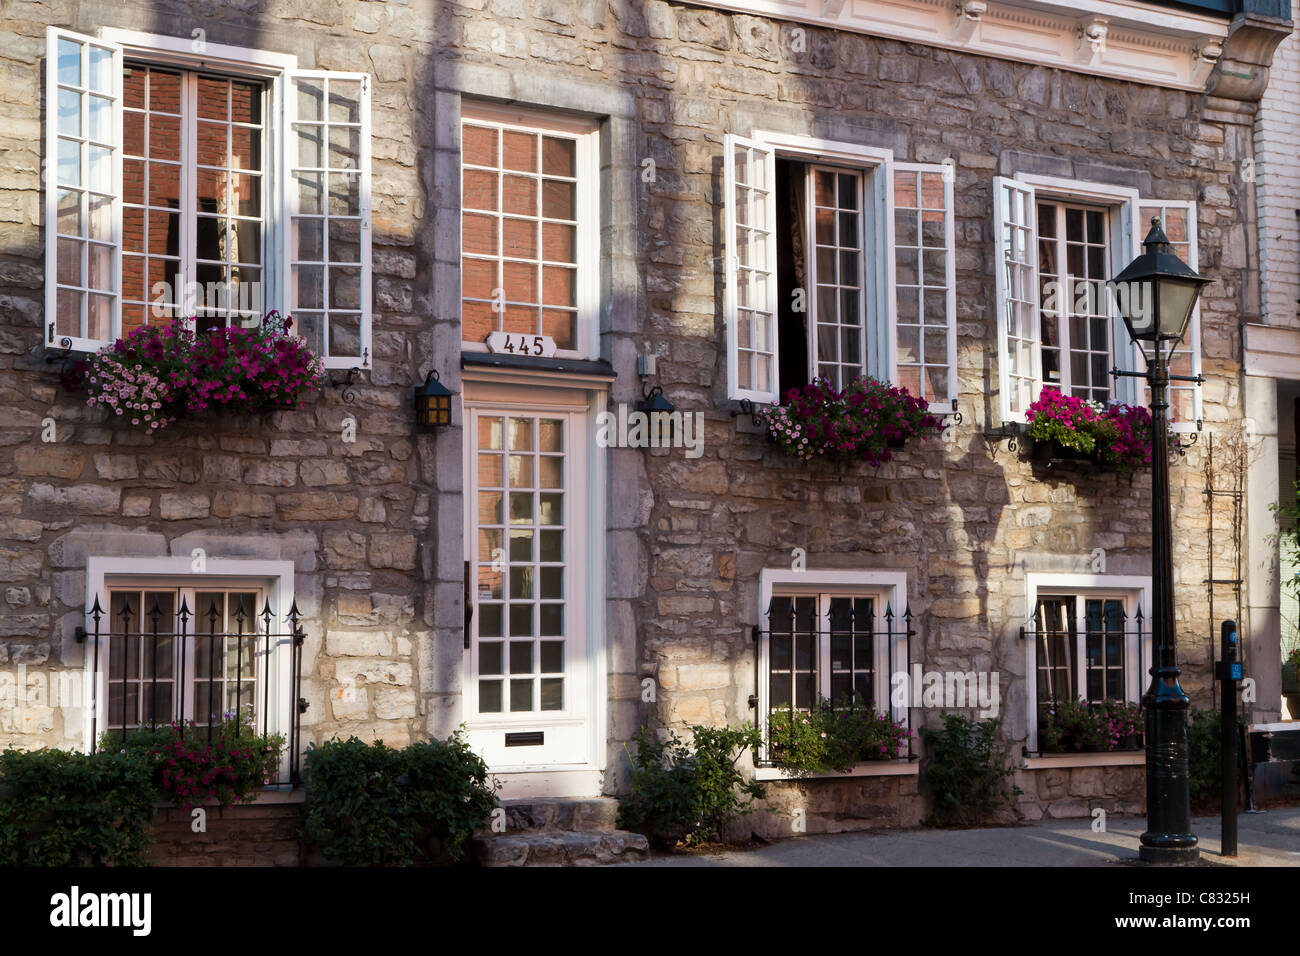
766, 701, 910, 775
302, 731, 498, 866
1186, 708, 1246, 812
617, 723, 766, 847
102, 714, 284, 810
1039, 697, 1142, 753
920, 713, 1021, 827
0, 748, 158, 866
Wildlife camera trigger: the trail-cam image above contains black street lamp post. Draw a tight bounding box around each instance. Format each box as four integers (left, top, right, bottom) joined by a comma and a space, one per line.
1111, 217, 1213, 864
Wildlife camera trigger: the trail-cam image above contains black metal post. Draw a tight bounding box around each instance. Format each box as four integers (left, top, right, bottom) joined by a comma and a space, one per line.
1139, 347, 1198, 863
1218, 620, 1240, 857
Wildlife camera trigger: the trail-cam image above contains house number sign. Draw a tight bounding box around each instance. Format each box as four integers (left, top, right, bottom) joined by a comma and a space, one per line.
486, 332, 557, 358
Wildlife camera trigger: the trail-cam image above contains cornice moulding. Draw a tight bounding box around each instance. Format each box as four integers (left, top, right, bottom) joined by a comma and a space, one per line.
697, 0, 1238, 91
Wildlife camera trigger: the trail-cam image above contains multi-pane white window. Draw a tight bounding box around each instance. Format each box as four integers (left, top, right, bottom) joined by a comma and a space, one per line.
48, 32, 121, 351
723, 133, 956, 411
723, 137, 778, 400
808, 167, 866, 388
460, 108, 597, 357
1024, 576, 1152, 753
894, 165, 956, 408
1037, 202, 1113, 404
120, 66, 267, 334
1137, 202, 1202, 429
43, 28, 372, 368
754, 570, 911, 767
994, 175, 1202, 427
289, 72, 372, 364
105, 585, 262, 731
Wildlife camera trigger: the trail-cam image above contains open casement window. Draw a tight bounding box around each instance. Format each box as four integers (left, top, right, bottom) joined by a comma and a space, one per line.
43, 28, 372, 368
726, 136, 954, 407
287, 71, 372, 368
724, 134, 780, 404
1135, 201, 1202, 432
994, 177, 1041, 423
995, 176, 1201, 425
45, 30, 123, 352
894, 164, 956, 413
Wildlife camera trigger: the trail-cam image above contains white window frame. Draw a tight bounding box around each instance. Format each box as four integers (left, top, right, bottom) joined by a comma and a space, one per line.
459, 374, 609, 778
458, 101, 600, 362
995, 174, 1139, 422
756, 568, 910, 765
723, 132, 957, 411
83, 556, 297, 781
893, 161, 957, 413
44, 27, 373, 368
1135, 199, 1203, 432
1023, 571, 1152, 755
995, 174, 1202, 428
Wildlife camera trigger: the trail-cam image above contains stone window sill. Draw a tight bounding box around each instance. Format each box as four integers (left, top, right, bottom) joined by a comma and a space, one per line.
754, 759, 918, 782
1022, 752, 1145, 770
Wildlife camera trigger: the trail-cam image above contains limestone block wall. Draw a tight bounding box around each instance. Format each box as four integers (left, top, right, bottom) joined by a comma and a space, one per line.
0, 0, 451, 752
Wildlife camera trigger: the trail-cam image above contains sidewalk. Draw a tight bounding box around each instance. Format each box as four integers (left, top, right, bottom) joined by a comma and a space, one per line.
626, 808, 1300, 866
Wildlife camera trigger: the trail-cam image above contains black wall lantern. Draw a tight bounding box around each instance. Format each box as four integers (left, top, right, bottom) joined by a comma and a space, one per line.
415, 370, 454, 428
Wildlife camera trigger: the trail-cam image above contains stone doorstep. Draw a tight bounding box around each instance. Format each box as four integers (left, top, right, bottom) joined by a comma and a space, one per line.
479, 796, 622, 834
472, 829, 650, 867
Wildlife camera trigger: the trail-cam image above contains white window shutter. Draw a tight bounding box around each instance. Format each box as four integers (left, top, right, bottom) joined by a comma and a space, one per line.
894, 163, 956, 413
1137, 200, 1201, 431
45, 28, 123, 352
723, 134, 778, 404
993, 177, 1040, 423
287, 70, 372, 369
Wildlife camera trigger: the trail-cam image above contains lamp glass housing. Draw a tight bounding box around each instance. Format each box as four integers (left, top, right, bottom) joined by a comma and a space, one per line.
415, 372, 454, 428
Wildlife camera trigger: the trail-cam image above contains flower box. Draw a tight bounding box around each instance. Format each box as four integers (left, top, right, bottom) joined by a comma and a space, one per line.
1029, 437, 1097, 466
1039, 698, 1144, 754
62, 313, 325, 434
1025, 387, 1162, 473
765, 376, 945, 466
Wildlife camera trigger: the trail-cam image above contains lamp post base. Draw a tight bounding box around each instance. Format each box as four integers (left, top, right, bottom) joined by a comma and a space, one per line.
1138, 842, 1200, 864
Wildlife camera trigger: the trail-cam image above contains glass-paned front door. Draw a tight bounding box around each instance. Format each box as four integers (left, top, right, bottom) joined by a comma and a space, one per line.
466, 406, 590, 768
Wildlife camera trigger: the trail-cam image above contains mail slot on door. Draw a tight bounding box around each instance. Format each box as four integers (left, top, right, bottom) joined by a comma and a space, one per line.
505, 732, 545, 748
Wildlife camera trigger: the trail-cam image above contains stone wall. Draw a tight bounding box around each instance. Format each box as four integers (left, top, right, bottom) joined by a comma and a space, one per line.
0, 0, 446, 751
0, 0, 1269, 828
149, 801, 303, 867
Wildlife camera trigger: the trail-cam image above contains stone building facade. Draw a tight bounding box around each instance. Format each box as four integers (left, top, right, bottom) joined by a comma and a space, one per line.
0, 0, 1293, 837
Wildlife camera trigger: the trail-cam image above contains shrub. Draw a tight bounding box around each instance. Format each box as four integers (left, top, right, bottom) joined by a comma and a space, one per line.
102, 712, 284, 811
63, 312, 325, 432
766, 701, 910, 775
0, 748, 157, 866
920, 713, 1021, 827
302, 732, 497, 866
766, 376, 945, 465
617, 723, 766, 847
1186, 708, 1246, 812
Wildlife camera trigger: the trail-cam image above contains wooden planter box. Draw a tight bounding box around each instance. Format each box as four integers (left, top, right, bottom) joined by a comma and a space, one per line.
1029, 437, 1097, 467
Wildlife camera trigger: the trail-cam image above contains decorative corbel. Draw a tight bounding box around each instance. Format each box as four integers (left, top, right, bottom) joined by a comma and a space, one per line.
1191, 38, 1224, 89
1076, 16, 1109, 65
951, 0, 986, 43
